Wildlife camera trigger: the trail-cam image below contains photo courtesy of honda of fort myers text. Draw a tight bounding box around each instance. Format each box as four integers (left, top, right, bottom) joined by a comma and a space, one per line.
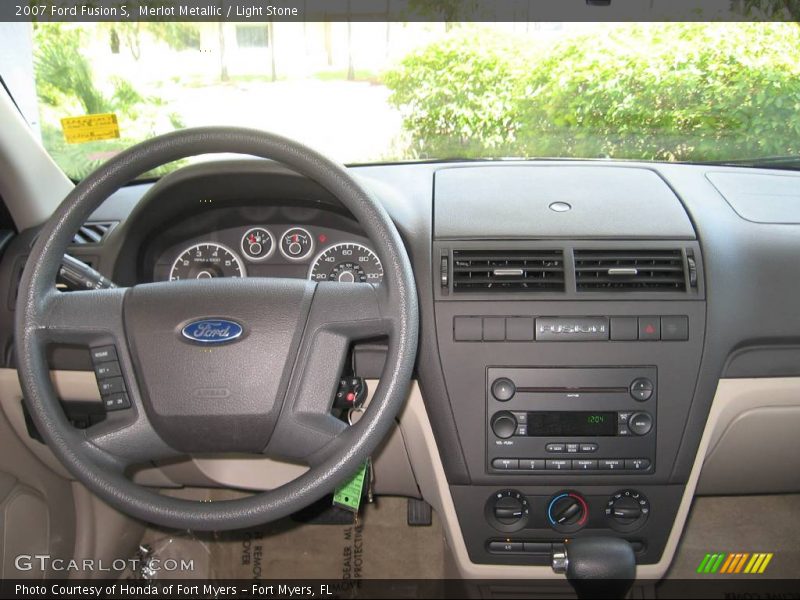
0, 0, 799, 599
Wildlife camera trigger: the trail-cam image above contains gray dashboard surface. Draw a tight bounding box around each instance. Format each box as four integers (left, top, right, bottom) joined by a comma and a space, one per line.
706, 171, 800, 224
433, 164, 696, 239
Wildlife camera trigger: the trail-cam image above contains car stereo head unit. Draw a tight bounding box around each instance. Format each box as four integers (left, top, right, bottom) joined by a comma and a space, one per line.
487, 367, 656, 475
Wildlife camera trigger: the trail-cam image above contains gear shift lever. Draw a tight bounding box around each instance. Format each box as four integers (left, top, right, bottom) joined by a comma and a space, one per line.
552, 537, 636, 599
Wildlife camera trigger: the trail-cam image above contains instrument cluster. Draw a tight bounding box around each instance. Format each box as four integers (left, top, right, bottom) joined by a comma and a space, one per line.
153, 224, 384, 284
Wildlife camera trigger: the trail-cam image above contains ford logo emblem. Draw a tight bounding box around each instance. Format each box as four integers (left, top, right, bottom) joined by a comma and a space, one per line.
181, 319, 243, 344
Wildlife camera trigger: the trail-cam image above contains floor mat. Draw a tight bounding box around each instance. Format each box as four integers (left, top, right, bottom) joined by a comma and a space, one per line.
666, 494, 800, 579
136, 492, 445, 580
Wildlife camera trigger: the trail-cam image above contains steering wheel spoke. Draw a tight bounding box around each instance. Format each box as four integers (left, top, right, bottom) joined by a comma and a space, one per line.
36, 287, 127, 343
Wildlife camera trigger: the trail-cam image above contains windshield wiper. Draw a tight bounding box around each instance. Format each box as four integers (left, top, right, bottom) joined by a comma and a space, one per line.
702, 155, 800, 171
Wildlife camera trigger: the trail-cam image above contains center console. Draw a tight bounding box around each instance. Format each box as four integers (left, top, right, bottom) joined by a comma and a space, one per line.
428, 164, 707, 568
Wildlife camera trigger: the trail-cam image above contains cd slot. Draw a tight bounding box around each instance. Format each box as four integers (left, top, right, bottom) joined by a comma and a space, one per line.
517, 386, 628, 394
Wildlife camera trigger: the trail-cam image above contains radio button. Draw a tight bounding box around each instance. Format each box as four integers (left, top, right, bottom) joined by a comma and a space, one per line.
546, 459, 572, 470
492, 458, 519, 470
516, 425, 528, 436
574, 459, 598, 470
491, 412, 518, 439
491, 378, 516, 402
546, 443, 566, 453
599, 459, 624, 470
513, 412, 528, 424
566, 443, 579, 453
629, 412, 654, 436
630, 377, 654, 401
625, 458, 651, 471
580, 443, 598, 453
519, 459, 546, 471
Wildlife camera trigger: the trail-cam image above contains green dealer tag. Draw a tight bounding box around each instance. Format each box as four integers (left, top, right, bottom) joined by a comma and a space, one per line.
333, 461, 368, 512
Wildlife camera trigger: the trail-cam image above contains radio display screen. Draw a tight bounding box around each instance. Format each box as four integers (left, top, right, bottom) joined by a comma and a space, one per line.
527, 411, 617, 436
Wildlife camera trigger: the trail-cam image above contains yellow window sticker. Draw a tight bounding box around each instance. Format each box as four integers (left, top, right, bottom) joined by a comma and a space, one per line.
61, 114, 120, 144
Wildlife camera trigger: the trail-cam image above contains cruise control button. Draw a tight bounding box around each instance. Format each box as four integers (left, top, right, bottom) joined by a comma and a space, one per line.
626, 458, 651, 471
599, 459, 624, 470
97, 377, 125, 396
489, 541, 524, 553
492, 458, 519, 470
94, 361, 121, 379
546, 443, 566, 453
90, 345, 118, 364
103, 393, 130, 411
519, 459, 546, 471
574, 459, 598, 470
546, 459, 572, 470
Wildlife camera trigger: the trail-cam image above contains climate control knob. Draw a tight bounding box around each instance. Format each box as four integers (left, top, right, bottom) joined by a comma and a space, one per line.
486, 490, 529, 532
606, 489, 650, 531
491, 411, 518, 439
547, 491, 588, 533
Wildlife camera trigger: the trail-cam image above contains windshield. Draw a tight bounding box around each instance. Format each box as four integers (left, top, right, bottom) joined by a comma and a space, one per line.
4, 21, 800, 179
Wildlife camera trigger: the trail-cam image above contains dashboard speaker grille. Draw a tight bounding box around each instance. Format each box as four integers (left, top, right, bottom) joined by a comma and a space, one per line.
452, 250, 565, 292
71, 222, 116, 245
575, 249, 686, 291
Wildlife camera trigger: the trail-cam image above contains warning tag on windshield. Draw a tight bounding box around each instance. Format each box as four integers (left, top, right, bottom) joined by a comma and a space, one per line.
61, 113, 120, 144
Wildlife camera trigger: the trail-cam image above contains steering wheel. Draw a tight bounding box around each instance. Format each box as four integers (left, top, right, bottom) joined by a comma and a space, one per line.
14, 128, 418, 530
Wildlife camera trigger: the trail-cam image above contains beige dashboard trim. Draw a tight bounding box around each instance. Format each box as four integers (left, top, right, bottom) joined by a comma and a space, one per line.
2, 368, 798, 579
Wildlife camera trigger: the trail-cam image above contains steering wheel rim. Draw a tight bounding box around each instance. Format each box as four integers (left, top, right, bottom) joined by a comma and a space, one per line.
14, 127, 418, 530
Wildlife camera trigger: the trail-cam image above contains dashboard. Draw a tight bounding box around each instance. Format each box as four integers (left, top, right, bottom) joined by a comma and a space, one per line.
1, 156, 799, 580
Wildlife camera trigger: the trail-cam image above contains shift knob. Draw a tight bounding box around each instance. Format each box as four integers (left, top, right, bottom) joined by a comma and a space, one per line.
556, 537, 636, 599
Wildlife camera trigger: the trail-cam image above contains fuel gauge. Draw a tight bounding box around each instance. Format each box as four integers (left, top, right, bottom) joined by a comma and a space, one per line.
279, 227, 314, 261
241, 227, 275, 261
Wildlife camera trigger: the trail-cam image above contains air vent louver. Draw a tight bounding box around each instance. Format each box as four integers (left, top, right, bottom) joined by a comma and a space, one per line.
71, 222, 115, 245
575, 249, 686, 291
452, 250, 565, 292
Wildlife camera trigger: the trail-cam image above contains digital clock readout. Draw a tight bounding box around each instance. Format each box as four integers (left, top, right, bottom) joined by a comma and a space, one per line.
526, 411, 617, 436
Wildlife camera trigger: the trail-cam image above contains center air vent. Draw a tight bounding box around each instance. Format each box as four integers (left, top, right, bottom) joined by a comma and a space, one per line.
575, 249, 686, 291
71, 222, 116, 245
452, 250, 564, 292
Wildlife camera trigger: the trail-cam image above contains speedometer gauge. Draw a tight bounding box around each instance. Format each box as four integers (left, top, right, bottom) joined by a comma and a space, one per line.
169, 243, 246, 281
309, 243, 383, 284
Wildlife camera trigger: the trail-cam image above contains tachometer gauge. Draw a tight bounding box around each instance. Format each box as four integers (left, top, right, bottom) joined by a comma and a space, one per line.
279, 227, 314, 261
241, 227, 275, 261
309, 243, 384, 284
169, 242, 246, 280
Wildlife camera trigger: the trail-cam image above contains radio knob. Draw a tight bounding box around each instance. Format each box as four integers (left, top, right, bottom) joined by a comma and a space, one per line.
628, 412, 653, 436
491, 411, 518, 439
491, 378, 516, 401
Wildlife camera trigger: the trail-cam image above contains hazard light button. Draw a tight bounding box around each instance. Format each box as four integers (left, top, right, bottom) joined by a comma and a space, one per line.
637, 317, 661, 341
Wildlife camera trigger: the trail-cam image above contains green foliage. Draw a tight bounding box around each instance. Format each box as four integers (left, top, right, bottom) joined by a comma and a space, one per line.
147, 23, 201, 51
384, 29, 526, 158
385, 23, 800, 162
34, 24, 108, 114
741, 0, 800, 20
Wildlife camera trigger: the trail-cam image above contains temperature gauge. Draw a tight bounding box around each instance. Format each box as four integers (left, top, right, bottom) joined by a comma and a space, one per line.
241, 227, 275, 262
279, 227, 314, 261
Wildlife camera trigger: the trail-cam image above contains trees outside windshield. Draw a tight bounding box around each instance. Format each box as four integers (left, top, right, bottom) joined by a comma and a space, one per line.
5, 20, 800, 179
